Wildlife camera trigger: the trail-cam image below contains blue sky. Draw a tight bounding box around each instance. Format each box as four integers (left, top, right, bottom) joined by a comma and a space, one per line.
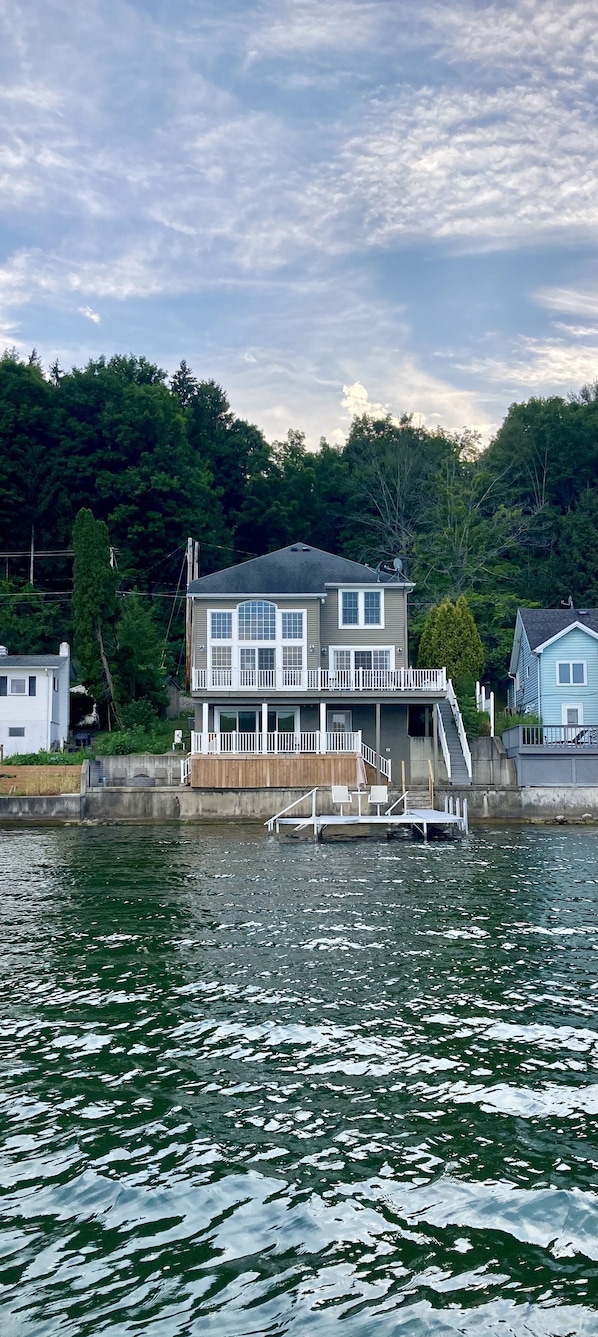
0, 0, 596, 445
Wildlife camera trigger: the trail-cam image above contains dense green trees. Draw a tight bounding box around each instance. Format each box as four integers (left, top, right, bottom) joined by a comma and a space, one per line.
0, 346, 597, 697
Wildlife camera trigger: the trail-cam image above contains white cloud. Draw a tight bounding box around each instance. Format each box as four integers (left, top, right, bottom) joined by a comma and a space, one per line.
458, 337, 598, 390
536, 287, 598, 319
341, 381, 390, 419
340, 84, 598, 245
432, 0, 598, 83
78, 305, 101, 323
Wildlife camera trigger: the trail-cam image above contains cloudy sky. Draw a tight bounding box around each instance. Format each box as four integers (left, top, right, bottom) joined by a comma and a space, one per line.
0, 0, 596, 445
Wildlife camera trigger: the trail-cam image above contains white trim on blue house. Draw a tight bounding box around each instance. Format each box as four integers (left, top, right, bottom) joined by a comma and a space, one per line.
534, 621, 598, 654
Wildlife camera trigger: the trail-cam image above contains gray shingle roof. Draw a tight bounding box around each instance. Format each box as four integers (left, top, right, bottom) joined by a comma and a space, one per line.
520, 608, 598, 650
0, 655, 68, 668
188, 544, 411, 595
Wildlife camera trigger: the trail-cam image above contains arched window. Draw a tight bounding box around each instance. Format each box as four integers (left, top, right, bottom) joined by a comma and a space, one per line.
238, 600, 276, 640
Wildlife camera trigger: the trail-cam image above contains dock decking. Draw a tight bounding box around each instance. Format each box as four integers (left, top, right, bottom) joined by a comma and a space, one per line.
267, 792, 468, 840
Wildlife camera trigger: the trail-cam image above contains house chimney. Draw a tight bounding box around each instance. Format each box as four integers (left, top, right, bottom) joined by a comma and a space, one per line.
0, 645, 7, 657
59, 642, 70, 657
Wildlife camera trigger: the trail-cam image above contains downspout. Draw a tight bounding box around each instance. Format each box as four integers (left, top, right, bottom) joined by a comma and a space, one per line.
537, 652, 542, 724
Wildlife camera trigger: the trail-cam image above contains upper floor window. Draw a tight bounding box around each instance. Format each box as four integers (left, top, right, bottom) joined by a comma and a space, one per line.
557, 660, 586, 686
341, 592, 359, 625
339, 590, 383, 628
238, 600, 276, 641
211, 611, 233, 640
281, 611, 303, 640
364, 591, 381, 625
10, 678, 26, 695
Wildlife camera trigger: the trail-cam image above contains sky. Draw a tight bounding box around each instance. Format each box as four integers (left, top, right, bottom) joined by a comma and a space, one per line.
0, 0, 596, 447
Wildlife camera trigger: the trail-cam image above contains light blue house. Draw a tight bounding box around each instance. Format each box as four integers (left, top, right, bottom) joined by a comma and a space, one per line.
509, 608, 598, 729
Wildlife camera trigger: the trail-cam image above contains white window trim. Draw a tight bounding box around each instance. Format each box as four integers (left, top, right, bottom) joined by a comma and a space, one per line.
10, 678, 27, 695
561, 702, 584, 726
338, 588, 384, 629
556, 659, 587, 686
329, 645, 395, 671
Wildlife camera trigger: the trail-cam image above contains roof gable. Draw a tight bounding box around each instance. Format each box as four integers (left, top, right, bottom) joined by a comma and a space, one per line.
518, 608, 598, 652
188, 543, 412, 596
534, 620, 598, 653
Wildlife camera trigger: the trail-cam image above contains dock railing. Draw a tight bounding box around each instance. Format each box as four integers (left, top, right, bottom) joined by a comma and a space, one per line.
266, 787, 318, 834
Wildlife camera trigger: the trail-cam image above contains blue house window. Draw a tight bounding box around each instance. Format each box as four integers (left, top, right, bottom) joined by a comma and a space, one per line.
557, 661, 586, 686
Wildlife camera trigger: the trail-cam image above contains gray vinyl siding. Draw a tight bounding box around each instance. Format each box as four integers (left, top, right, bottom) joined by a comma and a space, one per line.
320, 588, 408, 662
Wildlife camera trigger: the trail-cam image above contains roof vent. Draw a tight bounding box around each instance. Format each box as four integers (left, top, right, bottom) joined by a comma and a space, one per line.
290, 545, 299, 552
301, 545, 311, 552
579, 610, 589, 616
0, 645, 7, 657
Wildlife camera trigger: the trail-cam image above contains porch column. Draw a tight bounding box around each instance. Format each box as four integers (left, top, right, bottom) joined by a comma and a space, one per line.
319, 701, 327, 753
262, 701, 269, 753
201, 701, 209, 754
375, 702, 381, 781
433, 702, 439, 777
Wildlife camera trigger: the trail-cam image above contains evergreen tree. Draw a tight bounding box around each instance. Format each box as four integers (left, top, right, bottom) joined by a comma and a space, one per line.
72, 508, 120, 724
418, 596, 484, 682
116, 592, 167, 716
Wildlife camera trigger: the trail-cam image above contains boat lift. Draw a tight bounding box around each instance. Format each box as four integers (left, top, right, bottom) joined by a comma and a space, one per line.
266, 787, 468, 841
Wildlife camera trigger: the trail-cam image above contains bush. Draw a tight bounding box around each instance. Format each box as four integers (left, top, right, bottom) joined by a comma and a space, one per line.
120, 698, 158, 729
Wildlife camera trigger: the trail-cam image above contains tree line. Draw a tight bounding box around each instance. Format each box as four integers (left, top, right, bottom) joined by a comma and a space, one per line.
1, 346, 597, 706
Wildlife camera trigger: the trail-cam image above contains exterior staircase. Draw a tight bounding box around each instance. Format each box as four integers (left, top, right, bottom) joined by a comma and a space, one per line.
438, 698, 472, 785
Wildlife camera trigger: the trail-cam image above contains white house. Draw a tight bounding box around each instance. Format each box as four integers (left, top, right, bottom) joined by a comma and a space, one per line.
0, 643, 71, 758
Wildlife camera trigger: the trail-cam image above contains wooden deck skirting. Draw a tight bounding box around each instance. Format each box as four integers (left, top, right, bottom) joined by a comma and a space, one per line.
189, 754, 376, 789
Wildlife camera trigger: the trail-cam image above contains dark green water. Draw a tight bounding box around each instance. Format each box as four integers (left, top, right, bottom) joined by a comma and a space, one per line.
1, 825, 598, 1336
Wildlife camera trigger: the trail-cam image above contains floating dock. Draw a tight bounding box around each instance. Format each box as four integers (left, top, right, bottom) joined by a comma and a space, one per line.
266, 790, 468, 840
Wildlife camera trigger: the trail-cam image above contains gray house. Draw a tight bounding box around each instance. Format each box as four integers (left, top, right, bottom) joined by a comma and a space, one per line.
185, 543, 470, 788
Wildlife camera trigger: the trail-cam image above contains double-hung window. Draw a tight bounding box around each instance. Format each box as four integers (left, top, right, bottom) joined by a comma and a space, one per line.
339, 590, 383, 627
557, 661, 586, 686
281, 611, 303, 640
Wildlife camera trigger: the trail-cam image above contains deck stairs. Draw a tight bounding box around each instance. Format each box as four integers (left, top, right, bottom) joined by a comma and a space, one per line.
438, 698, 471, 785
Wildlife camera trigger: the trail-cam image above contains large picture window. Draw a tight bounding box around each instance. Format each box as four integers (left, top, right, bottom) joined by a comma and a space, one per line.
238, 600, 276, 640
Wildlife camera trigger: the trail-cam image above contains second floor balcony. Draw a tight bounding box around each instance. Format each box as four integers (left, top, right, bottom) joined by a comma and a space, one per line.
191, 666, 447, 695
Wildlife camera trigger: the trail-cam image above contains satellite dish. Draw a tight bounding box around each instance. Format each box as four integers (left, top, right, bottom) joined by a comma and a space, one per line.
393, 557, 404, 578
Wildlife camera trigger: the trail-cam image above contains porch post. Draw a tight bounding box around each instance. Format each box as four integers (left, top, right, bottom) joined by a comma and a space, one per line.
262, 701, 268, 754
433, 702, 439, 777
319, 701, 327, 753
375, 702, 381, 781
201, 701, 209, 754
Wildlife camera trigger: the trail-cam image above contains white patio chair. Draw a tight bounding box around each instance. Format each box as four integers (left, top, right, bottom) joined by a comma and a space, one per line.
331, 785, 351, 815
369, 785, 388, 816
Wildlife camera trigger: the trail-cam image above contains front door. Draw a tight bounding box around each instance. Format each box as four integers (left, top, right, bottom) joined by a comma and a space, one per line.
327, 710, 352, 734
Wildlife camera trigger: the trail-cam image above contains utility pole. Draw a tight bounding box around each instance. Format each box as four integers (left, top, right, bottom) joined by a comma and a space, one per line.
29, 527, 34, 586
185, 537, 194, 691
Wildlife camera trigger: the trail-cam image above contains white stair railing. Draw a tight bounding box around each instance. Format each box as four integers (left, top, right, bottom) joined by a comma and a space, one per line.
436, 703, 452, 781
446, 681, 472, 780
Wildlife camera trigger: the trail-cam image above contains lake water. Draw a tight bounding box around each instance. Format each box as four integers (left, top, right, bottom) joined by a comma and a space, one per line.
1, 824, 598, 1335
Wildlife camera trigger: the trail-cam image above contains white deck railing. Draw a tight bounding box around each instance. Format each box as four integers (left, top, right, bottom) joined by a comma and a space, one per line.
192, 667, 447, 694
191, 730, 362, 756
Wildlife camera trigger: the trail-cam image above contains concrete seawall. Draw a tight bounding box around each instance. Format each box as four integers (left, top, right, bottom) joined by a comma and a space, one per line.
1, 784, 597, 825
